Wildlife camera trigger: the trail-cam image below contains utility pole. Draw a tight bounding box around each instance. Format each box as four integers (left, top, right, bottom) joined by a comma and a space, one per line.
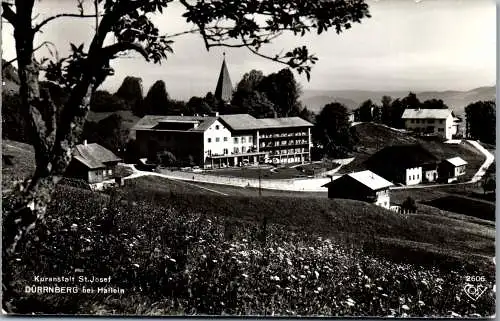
258, 166, 262, 197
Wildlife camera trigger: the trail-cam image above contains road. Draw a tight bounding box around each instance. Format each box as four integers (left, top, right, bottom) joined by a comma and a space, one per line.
390, 140, 495, 190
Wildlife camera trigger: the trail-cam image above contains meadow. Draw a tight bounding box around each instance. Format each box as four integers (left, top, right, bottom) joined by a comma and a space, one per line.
4, 183, 495, 316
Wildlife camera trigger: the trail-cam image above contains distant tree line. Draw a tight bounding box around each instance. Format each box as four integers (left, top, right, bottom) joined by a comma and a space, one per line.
352, 92, 449, 128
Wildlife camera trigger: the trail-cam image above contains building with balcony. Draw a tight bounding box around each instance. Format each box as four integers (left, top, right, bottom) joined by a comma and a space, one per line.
322, 170, 393, 209
402, 108, 457, 140
132, 113, 313, 168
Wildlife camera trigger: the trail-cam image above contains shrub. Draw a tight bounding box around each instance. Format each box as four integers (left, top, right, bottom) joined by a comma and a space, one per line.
401, 197, 417, 213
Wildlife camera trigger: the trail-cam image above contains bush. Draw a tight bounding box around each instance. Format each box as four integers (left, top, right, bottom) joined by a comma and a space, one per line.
401, 197, 417, 213
158, 150, 177, 167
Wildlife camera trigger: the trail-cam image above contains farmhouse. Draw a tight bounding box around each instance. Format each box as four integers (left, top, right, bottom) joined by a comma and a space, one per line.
401, 108, 457, 140
365, 144, 439, 186
65, 141, 122, 183
133, 113, 313, 168
439, 156, 468, 183
322, 170, 393, 209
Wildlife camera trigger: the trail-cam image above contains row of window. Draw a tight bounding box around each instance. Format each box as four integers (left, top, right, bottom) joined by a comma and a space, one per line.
207, 136, 254, 144
408, 174, 420, 181
260, 132, 307, 138
410, 119, 444, 124
269, 148, 306, 155
261, 140, 308, 147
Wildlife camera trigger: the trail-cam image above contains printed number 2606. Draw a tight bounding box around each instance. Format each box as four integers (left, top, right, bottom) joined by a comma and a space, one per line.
466, 276, 486, 282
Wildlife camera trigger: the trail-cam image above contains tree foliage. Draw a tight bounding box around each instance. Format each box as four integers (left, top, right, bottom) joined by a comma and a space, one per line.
142, 80, 171, 116
313, 102, 353, 158
115, 76, 144, 111
90, 90, 128, 112
465, 101, 496, 144
258, 68, 303, 117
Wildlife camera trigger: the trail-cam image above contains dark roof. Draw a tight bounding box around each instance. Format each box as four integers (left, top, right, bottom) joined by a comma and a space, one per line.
73, 143, 121, 169
365, 144, 439, 170
132, 115, 217, 132
219, 114, 313, 131
214, 56, 233, 102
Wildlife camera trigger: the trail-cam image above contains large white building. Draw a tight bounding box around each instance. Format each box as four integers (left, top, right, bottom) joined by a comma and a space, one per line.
133, 113, 313, 168
401, 108, 458, 140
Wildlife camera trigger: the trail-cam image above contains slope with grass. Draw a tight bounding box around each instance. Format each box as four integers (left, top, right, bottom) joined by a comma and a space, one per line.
122, 176, 494, 261
2, 140, 35, 190
341, 123, 486, 180
4, 185, 495, 316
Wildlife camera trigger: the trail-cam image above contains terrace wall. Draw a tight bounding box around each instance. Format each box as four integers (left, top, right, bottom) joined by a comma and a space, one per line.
157, 169, 336, 192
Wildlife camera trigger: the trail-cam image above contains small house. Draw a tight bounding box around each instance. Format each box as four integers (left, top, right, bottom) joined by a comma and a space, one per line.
365, 144, 439, 185
322, 170, 393, 209
439, 157, 467, 183
65, 141, 122, 184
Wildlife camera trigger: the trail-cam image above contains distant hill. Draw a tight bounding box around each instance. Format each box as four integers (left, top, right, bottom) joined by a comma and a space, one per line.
301, 86, 496, 116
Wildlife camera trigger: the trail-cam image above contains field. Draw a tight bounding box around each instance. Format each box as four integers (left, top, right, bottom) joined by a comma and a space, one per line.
203, 166, 307, 180
4, 185, 495, 316
2, 139, 496, 316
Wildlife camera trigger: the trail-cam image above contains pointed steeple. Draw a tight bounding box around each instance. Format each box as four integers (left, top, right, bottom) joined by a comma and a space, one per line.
214, 53, 233, 102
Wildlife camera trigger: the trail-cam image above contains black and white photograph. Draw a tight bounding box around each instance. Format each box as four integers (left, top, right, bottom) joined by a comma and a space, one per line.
1, 0, 496, 317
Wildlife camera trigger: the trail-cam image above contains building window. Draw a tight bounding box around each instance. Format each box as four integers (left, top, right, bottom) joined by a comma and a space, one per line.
411, 119, 415, 123
416, 119, 420, 124
207, 138, 211, 143
438, 128, 444, 132
440, 120, 444, 124
207, 150, 212, 156
249, 136, 253, 143
241, 137, 246, 143
223, 148, 228, 155
108, 169, 112, 176
215, 125, 220, 130
234, 137, 239, 144
233, 147, 239, 154
216, 137, 220, 142
223, 137, 228, 142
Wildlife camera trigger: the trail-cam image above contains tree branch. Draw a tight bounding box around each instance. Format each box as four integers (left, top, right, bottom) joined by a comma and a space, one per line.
3, 41, 56, 68
33, 13, 98, 34
1, 1, 16, 26
101, 42, 149, 61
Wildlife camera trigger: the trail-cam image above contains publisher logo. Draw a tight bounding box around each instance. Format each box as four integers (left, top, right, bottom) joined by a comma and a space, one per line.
463, 284, 487, 301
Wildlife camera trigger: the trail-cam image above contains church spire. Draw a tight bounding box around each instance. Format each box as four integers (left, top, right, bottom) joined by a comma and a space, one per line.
214, 52, 233, 102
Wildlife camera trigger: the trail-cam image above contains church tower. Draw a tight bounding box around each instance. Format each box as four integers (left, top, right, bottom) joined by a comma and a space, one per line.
214, 53, 233, 103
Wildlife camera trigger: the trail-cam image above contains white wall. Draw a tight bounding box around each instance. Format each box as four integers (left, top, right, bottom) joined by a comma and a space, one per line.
232, 134, 255, 154
203, 120, 232, 157
375, 189, 391, 209
404, 114, 454, 139
405, 167, 422, 185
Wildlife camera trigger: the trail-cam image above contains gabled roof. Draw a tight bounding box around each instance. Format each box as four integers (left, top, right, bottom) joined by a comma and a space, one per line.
401, 108, 452, 119
219, 114, 313, 131
444, 156, 468, 167
132, 115, 217, 132
323, 170, 393, 191
214, 56, 233, 102
73, 143, 121, 169
365, 144, 439, 170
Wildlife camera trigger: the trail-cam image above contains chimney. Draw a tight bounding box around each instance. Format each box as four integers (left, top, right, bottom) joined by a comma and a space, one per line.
215, 111, 219, 117
83, 140, 87, 146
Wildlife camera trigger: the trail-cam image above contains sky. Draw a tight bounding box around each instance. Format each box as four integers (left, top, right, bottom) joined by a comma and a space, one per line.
1, 0, 496, 100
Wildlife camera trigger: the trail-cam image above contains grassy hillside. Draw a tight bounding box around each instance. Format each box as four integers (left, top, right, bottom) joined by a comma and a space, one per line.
341, 123, 486, 180
122, 176, 494, 262
4, 185, 495, 316
2, 140, 35, 190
